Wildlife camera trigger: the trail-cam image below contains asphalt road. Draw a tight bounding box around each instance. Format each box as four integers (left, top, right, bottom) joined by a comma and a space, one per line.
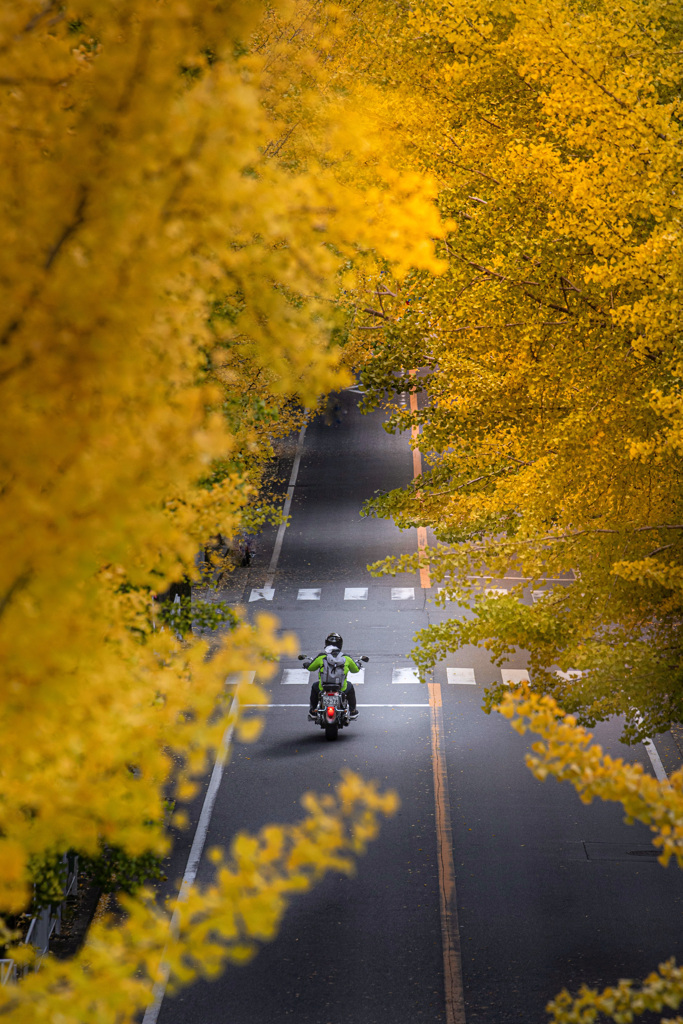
158, 388, 683, 1024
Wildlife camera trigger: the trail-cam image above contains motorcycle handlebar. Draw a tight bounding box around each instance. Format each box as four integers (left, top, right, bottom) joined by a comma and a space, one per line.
297, 653, 369, 665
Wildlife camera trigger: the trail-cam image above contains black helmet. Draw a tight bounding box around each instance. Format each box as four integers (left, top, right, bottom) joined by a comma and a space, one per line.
325, 632, 343, 649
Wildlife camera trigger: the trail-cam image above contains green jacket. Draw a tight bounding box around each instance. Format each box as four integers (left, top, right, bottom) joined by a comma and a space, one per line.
308, 652, 360, 692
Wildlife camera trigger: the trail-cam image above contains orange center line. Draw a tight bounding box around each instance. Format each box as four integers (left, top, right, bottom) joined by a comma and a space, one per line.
409, 378, 463, 1020
428, 682, 466, 1024
409, 387, 431, 589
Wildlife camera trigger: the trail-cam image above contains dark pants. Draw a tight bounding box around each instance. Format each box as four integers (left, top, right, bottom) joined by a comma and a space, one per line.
309, 682, 357, 713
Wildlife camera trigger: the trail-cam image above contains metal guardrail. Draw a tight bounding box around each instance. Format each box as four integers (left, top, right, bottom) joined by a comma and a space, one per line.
1, 853, 78, 985
0, 959, 16, 985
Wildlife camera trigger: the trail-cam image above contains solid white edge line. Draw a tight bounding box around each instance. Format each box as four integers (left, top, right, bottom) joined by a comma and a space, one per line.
264, 423, 307, 588
635, 712, 669, 782
142, 704, 238, 1024
643, 737, 668, 782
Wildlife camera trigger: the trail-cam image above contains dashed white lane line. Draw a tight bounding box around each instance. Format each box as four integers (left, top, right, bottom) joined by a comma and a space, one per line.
392, 587, 415, 600
501, 669, 530, 686
447, 668, 476, 685
392, 667, 421, 684
249, 587, 275, 602
345, 587, 368, 600
297, 588, 321, 601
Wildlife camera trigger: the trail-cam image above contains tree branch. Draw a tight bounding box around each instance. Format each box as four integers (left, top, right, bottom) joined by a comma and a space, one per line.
45, 188, 88, 270
1, 187, 89, 347
433, 320, 574, 332
424, 465, 521, 496
647, 543, 676, 558
262, 122, 300, 160
477, 115, 502, 130
445, 245, 541, 286
22, 0, 60, 33
0, 572, 31, 622
445, 140, 501, 185
556, 44, 668, 142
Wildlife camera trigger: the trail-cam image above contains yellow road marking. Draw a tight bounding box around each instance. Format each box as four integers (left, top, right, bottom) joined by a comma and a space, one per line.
409, 379, 462, 1016
409, 388, 431, 588
429, 682, 466, 1024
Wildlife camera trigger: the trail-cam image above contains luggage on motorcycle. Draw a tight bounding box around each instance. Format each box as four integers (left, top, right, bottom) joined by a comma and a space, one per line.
320, 651, 346, 688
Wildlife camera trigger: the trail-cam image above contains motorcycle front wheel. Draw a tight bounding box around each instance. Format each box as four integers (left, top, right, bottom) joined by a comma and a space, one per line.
324, 723, 339, 741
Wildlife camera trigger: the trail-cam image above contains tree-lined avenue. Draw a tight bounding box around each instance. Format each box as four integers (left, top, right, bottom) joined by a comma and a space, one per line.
158, 391, 683, 1023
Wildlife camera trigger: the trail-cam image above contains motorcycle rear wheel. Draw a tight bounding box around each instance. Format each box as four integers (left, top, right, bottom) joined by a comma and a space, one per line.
324, 723, 339, 741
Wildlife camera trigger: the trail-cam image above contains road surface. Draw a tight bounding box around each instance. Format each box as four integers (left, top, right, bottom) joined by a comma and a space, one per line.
156, 388, 683, 1024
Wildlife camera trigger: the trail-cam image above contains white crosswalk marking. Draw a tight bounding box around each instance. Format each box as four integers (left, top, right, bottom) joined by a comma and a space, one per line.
501, 669, 530, 686
556, 670, 583, 681
281, 667, 365, 685
282, 669, 310, 685
447, 668, 476, 685
276, 664, 533, 687
392, 667, 421, 684
242, 584, 566, 604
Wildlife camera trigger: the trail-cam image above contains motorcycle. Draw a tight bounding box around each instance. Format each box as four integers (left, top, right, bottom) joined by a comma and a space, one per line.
298, 653, 369, 741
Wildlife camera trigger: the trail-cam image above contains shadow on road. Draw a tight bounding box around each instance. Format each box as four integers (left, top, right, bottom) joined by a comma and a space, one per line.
251, 731, 362, 760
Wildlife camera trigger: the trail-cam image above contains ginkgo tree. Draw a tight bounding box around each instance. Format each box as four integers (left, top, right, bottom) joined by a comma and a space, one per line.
355, 0, 683, 743
0, 0, 445, 1018
345, 0, 683, 1018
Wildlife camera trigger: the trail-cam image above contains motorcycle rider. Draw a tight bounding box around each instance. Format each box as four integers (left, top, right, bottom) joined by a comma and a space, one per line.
305, 632, 360, 720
